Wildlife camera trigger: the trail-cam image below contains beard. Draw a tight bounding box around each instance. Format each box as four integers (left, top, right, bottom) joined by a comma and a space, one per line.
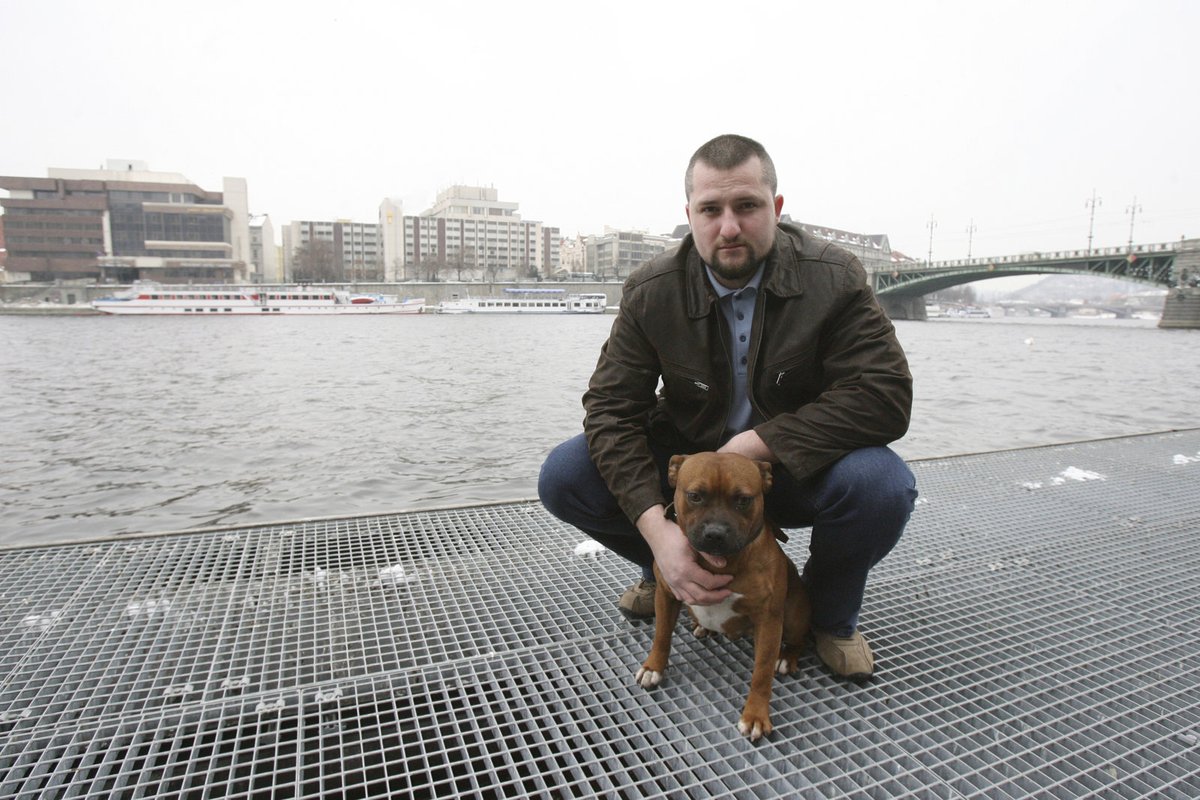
706, 239, 765, 286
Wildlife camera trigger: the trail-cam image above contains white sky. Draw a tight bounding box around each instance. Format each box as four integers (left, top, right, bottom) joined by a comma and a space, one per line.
3, 0, 1196, 261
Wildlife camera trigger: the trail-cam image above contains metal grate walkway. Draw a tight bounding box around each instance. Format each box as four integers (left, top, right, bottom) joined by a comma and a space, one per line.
2, 430, 1199, 798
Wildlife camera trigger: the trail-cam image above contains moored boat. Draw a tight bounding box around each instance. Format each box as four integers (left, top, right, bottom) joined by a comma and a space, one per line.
92, 282, 425, 315
436, 288, 607, 314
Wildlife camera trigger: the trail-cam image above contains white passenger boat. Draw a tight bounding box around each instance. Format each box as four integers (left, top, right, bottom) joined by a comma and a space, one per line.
92, 282, 425, 315
436, 288, 607, 314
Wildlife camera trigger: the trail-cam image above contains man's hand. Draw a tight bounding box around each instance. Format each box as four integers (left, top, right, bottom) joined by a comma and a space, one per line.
718, 429, 776, 462
636, 505, 733, 605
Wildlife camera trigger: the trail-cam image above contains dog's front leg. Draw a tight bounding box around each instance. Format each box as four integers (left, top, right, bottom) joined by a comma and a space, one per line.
739, 615, 784, 741
636, 581, 682, 688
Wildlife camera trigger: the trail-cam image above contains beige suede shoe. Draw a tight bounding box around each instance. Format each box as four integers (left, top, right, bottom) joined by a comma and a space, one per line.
617, 579, 657, 621
814, 629, 875, 682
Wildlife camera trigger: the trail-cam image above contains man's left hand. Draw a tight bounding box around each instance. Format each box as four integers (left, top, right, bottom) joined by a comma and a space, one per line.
718, 430, 775, 462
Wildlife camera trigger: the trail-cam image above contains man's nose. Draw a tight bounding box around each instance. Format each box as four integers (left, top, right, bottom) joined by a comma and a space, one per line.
719, 210, 741, 239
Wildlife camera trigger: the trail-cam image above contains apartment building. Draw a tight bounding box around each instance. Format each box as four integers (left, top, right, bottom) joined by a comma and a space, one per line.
0, 160, 251, 283
379, 186, 559, 282
584, 228, 676, 280
281, 219, 382, 281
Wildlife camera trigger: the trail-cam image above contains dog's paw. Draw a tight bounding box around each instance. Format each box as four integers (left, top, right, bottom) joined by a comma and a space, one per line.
692, 624, 711, 638
737, 713, 773, 742
775, 656, 798, 675
635, 666, 663, 688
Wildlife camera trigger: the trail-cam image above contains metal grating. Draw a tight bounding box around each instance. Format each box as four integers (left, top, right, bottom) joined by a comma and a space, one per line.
1, 430, 1199, 798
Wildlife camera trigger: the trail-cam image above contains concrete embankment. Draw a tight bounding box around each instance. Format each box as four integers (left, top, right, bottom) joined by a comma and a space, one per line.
0, 304, 101, 316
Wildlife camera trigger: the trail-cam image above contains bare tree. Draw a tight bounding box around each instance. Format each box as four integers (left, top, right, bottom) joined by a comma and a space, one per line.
451, 247, 470, 281
484, 256, 503, 284
420, 254, 449, 282
292, 240, 339, 283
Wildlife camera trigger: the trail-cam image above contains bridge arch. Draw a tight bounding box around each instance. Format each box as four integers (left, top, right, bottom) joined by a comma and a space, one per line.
873, 240, 1183, 319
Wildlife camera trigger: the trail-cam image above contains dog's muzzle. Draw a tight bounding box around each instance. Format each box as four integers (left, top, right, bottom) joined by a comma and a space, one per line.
688, 519, 745, 557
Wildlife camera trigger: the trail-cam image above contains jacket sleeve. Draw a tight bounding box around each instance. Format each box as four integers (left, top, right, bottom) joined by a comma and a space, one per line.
582, 283, 669, 524
754, 259, 912, 480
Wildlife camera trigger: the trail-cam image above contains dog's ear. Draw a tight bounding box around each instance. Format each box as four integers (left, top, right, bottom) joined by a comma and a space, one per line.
756, 461, 773, 494
668, 454, 688, 488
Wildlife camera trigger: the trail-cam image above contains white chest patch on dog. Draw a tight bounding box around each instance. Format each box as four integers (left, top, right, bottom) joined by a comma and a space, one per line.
690, 592, 744, 633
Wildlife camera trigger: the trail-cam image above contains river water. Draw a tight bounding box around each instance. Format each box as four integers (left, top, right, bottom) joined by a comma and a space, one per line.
1, 313, 1197, 546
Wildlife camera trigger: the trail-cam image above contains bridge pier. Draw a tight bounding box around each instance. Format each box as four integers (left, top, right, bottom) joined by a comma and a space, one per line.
1160, 287, 1200, 329
879, 295, 927, 321
1160, 239, 1200, 329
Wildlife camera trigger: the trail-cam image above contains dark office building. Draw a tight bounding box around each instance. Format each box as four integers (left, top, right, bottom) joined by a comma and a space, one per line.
0, 161, 251, 283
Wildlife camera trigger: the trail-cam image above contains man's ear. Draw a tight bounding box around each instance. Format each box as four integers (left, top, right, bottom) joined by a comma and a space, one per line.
757, 461, 774, 494
668, 454, 688, 488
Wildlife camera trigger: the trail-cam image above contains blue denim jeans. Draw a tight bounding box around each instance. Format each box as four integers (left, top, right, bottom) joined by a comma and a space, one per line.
538, 433, 917, 636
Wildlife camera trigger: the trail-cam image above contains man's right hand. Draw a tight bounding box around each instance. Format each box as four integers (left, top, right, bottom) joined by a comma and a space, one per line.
636, 505, 733, 606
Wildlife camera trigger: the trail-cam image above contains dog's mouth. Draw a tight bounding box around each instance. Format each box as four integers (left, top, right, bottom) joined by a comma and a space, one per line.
687, 530, 745, 559
696, 550, 730, 569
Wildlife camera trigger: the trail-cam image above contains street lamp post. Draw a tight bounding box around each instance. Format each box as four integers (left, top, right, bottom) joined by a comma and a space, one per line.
1085, 190, 1102, 255
1125, 197, 1142, 251
926, 214, 937, 266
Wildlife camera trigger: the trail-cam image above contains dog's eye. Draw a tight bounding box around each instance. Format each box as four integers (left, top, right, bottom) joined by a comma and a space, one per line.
686, 491, 704, 505
733, 495, 752, 510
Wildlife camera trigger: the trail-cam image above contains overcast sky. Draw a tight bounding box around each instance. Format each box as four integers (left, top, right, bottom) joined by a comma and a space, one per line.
3, 0, 1196, 262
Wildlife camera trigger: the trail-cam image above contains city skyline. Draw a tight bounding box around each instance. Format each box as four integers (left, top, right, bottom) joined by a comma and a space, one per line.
2, 1, 1197, 264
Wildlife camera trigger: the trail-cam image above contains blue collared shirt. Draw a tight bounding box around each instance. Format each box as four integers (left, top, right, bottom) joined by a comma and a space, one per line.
704, 263, 765, 440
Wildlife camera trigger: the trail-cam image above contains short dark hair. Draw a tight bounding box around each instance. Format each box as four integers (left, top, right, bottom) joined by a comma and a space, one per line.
685, 134, 778, 199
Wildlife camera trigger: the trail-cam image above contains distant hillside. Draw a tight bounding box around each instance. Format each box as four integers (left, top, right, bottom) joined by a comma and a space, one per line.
984, 275, 1164, 304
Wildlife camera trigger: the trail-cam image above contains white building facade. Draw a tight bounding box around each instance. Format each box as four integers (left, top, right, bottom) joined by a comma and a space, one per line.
249, 214, 279, 283
379, 186, 559, 282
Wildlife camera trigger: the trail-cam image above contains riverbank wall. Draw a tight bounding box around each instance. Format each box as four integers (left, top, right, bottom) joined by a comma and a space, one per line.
0, 281, 621, 308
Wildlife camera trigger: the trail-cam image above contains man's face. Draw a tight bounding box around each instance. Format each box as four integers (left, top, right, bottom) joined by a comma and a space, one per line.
685, 156, 784, 288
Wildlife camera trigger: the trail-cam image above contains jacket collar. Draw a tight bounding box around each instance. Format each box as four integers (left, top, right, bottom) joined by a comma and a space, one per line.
681, 223, 807, 319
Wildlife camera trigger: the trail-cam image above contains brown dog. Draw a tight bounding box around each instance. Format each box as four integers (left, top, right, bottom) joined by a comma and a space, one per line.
635, 452, 811, 741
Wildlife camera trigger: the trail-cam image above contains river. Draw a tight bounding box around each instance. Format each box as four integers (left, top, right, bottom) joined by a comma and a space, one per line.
1, 314, 1196, 546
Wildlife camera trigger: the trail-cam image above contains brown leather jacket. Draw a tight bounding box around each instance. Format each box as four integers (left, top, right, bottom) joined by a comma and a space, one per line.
583, 221, 912, 524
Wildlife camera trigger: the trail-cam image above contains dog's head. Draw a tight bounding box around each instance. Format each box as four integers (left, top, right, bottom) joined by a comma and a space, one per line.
667, 452, 773, 558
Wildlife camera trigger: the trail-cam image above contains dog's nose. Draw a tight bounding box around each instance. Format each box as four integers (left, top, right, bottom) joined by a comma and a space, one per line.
694, 521, 738, 556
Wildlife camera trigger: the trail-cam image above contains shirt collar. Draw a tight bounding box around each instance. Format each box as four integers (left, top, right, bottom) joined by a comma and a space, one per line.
704, 262, 765, 299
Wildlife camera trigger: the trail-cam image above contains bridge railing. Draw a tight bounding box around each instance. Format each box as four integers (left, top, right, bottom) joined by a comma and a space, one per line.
920, 241, 1177, 271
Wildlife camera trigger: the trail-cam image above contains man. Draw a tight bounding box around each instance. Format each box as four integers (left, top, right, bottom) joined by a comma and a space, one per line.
539, 134, 916, 680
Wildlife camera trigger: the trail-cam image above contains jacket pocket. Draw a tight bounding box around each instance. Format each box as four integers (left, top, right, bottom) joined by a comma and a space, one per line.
760, 350, 821, 405
660, 357, 713, 403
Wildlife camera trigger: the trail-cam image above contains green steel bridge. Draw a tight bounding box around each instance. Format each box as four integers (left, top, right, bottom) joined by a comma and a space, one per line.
873, 237, 1198, 320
